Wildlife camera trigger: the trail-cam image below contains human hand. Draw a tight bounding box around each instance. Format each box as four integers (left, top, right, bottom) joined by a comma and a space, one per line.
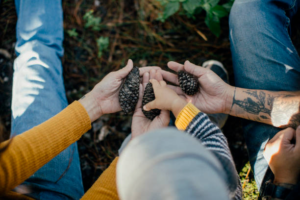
79, 60, 134, 122
143, 79, 187, 117
161, 60, 234, 114
131, 70, 170, 139
263, 127, 300, 184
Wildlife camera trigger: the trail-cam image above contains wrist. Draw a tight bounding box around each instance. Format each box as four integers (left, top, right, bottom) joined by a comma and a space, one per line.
224, 85, 235, 114
79, 92, 102, 122
171, 98, 188, 117
274, 176, 298, 185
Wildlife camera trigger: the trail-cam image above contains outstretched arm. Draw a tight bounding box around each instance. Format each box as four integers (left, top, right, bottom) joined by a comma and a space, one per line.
156, 61, 300, 128
0, 60, 134, 194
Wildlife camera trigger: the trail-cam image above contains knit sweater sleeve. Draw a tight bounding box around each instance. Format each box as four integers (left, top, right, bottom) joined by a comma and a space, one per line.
81, 157, 119, 200
175, 103, 242, 200
0, 101, 91, 194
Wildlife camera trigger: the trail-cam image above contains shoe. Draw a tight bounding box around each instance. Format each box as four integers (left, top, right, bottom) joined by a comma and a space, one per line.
202, 60, 229, 129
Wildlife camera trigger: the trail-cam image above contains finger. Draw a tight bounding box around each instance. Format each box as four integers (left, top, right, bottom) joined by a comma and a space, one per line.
118, 59, 134, 78
139, 66, 161, 76
167, 61, 184, 72
161, 70, 179, 85
295, 126, 300, 152
160, 80, 167, 87
143, 100, 157, 111
282, 128, 296, 144
155, 70, 163, 81
150, 79, 160, 88
143, 72, 150, 87
150, 69, 156, 80
269, 128, 290, 144
167, 85, 185, 96
183, 60, 207, 77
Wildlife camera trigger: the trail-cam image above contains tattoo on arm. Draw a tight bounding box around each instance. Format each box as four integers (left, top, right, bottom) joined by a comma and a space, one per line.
232, 90, 271, 120
231, 90, 298, 125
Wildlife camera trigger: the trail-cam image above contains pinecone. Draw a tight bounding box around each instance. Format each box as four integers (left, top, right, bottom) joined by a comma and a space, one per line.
119, 67, 140, 114
178, 70, 199, 95
142, 83, 161, 120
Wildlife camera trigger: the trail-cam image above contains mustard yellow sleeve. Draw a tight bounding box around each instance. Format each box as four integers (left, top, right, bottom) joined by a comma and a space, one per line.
175, 103, 200, 130
0, 101, 91, 194
82, 157, 119, 200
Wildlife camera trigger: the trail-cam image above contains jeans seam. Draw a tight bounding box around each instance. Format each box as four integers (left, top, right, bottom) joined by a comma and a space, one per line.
284, 12, 300, 62
287, 0, 297, 10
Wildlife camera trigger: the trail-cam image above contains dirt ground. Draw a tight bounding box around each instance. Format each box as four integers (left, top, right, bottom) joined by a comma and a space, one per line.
1, 0, 299, 197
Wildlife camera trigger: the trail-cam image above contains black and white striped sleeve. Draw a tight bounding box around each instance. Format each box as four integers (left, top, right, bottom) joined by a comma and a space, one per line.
185, 112, 242, 200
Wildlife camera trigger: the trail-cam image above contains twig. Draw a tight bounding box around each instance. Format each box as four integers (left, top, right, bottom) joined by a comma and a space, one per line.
243, 165, 252, 189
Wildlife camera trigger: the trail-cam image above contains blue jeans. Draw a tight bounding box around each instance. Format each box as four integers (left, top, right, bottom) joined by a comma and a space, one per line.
11, 0, 84, 199
229, 0, 300, 191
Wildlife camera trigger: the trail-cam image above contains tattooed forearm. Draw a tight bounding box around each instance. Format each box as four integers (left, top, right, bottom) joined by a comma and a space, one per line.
231, 89, 300, 126
232, 90, 271, 120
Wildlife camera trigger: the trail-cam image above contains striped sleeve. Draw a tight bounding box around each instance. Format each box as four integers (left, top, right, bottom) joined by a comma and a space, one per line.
185, 112, 242, 200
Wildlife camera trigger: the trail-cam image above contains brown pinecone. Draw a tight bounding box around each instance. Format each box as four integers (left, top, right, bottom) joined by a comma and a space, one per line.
142, 83, 161, 120
178, 70, 199, 95
119, 67, 140, 114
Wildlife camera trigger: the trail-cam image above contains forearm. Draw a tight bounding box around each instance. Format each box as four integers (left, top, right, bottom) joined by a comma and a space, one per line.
0, 102, 91, 193
226, 87, 300, 128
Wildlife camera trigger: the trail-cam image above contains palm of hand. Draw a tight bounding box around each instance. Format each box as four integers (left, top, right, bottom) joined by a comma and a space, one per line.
92, 72, 124, 115
191, 71, 228, 114
132, 104, 169, 139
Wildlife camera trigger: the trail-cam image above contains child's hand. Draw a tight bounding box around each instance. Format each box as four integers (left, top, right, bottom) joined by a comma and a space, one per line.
143, 79, 188, 117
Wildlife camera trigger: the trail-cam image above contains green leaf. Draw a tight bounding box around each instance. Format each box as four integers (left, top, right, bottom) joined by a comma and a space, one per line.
222, 0, 234, 12
67, 28, 78, 38
204, 0, 220, 7
211, 5, 228, 18
182, 0, 202, 14
163, 2, 180, 20
96, 37, 109, 58
201, 3, 211, 13
205, 13, 221, 37
84, 10, 101, 31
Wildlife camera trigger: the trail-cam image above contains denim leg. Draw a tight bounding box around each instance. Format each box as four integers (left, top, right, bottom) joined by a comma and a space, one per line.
229, 0, 300, 190
12, 0, 84, 199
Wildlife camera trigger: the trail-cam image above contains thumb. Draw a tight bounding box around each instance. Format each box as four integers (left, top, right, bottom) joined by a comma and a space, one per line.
143, 100, 157, 111
295, 126, 300, 152
283, 128, 295, 142
118, 59, 134, 78
159, 110, 170, 126
184, 60, 207, 77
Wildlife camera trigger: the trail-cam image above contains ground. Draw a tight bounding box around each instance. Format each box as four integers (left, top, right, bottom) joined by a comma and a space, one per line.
1, 0, 299, 199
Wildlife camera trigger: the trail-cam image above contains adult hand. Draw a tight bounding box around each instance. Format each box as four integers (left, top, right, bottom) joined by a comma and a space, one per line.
263, 127, 300, 184
79, 59, 134, 122
161, 60, 234, 114
131, 70, 170, 140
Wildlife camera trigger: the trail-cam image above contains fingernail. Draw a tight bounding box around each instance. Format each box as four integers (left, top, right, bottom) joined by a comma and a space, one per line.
143, 106, 148, 111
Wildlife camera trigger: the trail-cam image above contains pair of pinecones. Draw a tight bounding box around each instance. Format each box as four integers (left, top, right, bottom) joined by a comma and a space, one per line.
119, 67, 199, 120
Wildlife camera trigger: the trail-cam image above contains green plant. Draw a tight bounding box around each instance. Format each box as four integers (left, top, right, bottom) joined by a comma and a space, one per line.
156, 0, 234, 37
239, 162, 259, 199
96, 36, 109, 58
83, 10, 101, 31
67, 28, 78, 38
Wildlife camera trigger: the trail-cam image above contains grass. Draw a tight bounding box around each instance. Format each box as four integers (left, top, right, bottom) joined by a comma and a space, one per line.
1, 0, 299, 198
